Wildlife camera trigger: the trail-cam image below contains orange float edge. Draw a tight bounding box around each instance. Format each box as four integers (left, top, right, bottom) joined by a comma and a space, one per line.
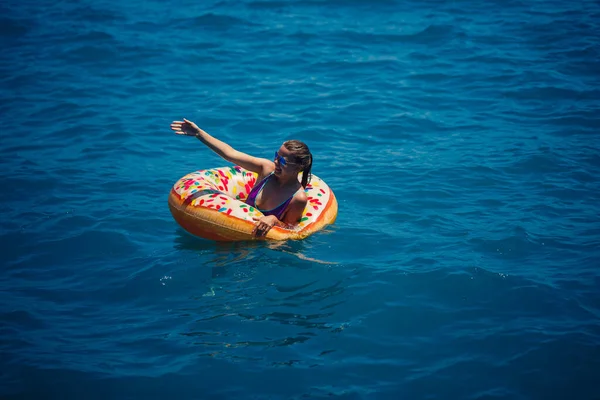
168, 188, 338, 242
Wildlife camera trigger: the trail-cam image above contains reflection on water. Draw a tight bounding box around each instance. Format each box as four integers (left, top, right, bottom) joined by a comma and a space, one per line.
169, 228, 350, 363
173, 227, 338, 278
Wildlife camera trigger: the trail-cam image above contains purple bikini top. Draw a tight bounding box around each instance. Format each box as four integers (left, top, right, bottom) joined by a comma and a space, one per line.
245, 173, 294, 220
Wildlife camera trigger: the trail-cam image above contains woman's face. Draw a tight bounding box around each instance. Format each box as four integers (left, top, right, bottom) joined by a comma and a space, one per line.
273, 145, 302, 177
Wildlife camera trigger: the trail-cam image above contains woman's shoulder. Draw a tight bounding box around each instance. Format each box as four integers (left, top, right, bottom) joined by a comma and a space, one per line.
291, 187, 308, 204
280, 186, 309, 224
255, 165, 276, 184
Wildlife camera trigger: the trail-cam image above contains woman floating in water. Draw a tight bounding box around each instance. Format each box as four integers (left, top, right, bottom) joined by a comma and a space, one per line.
171, 119, 312, 237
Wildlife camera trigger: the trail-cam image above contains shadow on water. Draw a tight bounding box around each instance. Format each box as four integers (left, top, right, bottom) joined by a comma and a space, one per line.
167, 229, 350, 363
172, 227, 338, 278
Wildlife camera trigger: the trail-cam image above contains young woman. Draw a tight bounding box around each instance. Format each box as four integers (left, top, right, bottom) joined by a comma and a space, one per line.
171, 119, 312, 237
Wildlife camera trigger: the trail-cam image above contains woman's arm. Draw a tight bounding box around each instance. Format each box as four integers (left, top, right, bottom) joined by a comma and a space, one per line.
281, 192, 308, 226
251, 193, 308, 237
171, 118, 273, 176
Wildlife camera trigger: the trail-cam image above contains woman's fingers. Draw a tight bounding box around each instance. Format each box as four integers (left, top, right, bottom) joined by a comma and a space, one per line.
253, 223, 269, 237
252, 217, 276, 238
171, 120, 203, 137
260, 223, 273, 237
171, 125, 197, 136
252, 221, 262, 236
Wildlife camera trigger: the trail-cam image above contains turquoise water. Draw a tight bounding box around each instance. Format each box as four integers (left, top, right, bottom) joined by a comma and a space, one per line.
2, 0, 600, 398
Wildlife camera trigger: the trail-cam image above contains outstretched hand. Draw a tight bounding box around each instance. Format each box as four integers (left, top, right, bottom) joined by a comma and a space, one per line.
171, 118, 202, 136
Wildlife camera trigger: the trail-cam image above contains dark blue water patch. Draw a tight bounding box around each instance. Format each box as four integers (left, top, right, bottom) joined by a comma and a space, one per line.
180, 12, 259, 31
0, 17, 30, 39
502, 86, 600, 102
0, 309, 47, 331
327, 24, 458, 47
1, 173, 59, 203
247, 0, 292, 9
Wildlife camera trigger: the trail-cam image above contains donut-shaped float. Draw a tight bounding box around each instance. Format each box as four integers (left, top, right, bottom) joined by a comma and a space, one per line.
168, 166, 338, 241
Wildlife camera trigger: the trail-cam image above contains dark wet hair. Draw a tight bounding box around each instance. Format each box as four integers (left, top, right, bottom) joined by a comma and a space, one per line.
284, 140, 312, 188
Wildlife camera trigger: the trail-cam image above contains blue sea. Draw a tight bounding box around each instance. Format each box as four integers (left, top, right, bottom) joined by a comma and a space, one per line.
2, 0, 599, 398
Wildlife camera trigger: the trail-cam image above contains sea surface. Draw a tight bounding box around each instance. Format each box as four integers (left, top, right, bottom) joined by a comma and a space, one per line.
1, 0, 599, 399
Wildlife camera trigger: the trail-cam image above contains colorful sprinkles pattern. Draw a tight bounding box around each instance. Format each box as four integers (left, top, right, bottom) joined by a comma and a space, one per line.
173, 166, 332, 230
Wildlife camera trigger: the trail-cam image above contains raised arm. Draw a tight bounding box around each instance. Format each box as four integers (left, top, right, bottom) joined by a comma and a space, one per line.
171, 118, 273, 175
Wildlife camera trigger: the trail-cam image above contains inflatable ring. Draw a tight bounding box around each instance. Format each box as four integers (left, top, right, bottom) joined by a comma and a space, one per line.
168, 166, 338, 241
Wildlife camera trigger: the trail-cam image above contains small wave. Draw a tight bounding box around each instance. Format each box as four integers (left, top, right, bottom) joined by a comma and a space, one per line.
502, 86, 599, 101
247, 0, 290, 9
546, 111, 600, 130
413, 24, 455, 42
505, 153, 568, 174
468, 226, 544, 260
407, 72, 455, 83
1, 310, 46, 330
72, 7, 126, 24
60, 44, 119, 64
74, 30, 116, 43
183, 13, 258, 30
36, 230, 140, 262
331, 24, 455, 46
304, 0, 398, 5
